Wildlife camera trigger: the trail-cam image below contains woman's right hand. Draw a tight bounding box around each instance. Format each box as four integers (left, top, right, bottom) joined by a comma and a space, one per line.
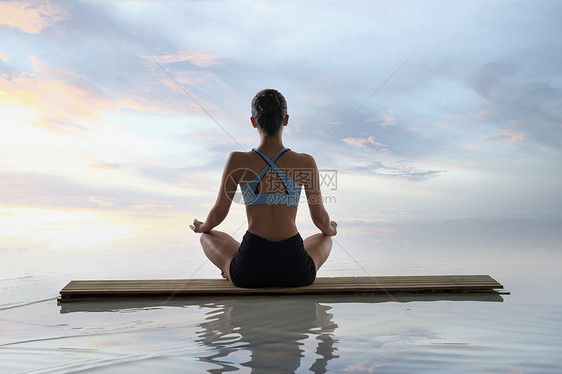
326, 221, 337, 236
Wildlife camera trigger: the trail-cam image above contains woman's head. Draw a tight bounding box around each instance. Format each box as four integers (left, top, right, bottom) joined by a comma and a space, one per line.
251, 89, 287, 137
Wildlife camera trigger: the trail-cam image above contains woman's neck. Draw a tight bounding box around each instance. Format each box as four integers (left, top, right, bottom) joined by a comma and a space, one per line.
257, 134, 284, 151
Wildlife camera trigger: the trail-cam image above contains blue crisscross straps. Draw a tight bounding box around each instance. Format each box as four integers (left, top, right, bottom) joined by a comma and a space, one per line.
240, 148, 303, 206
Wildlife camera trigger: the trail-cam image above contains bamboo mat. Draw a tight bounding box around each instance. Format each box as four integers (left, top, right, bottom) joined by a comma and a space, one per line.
58, 275, 505, 302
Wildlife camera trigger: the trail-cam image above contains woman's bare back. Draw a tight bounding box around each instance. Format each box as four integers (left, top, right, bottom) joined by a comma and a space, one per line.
232, 148, 312, 241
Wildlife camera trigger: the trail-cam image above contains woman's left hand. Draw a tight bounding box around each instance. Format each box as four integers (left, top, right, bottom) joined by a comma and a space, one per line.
190, 219, 205, 233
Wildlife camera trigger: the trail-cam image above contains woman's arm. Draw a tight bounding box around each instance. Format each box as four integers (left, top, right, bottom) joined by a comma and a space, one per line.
302, 154, 337, 236
191, 152, 239, 233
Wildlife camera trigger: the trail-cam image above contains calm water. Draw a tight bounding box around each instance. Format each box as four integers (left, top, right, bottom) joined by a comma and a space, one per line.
1, 244, 561, 373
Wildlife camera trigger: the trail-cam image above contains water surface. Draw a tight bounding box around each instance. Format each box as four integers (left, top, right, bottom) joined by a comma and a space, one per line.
1, 246, 561, 373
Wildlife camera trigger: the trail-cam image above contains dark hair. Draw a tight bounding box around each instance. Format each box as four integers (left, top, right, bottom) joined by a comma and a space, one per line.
251, 89, 287, 137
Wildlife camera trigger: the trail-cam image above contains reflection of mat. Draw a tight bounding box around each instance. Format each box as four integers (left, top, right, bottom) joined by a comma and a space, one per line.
58, 275, 506, 302
60, 293, 506, 314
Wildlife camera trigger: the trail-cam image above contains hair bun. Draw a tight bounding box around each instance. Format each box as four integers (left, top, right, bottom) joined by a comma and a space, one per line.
258, 93, 277, 113
250, 89, 287, 137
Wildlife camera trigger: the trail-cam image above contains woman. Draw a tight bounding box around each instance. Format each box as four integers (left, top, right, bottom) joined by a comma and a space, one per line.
190, 89, 337, 288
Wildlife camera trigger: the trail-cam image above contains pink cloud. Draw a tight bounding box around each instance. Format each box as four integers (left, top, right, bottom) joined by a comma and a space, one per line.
152, 51, 224, 68
0, 57, 114, 132
500, 129, 524, 142
365, 107, 397, 127
474, 109, 495, 120
0, 2, 68, 34
0, 56, 198, 132
466, 128, 524, 148
341, 136, 387, 149
88, 196, 115, 207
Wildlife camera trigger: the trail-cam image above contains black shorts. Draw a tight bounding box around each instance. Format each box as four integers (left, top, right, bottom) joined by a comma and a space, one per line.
229, 231, 316, 288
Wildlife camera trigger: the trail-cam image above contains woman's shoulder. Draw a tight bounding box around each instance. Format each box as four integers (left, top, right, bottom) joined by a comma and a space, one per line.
227, 149, 316, 168
226, 150, 254, 167
228, 150, 253, 159
286, 150, 316, 168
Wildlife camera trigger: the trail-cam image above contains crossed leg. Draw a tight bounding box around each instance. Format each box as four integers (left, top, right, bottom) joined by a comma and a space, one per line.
303, 233, 333, 272
200, 230, 240, 281
200, 230, 332, 281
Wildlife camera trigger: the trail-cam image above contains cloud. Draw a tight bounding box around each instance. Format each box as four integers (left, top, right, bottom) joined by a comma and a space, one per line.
0, 53, 226, 136
365, 107, 398, 127
138, 56, 241, 121
335, 153, 444, 182
368, 163, 444, 181
84, 157, 129, 171
129, 203, 174, 210
468, 61, 561, 149
0, 206, 147, 252
0, 56, 114, 132
474, 109, 495, 121
88, 196, 114, 207
0, 171, 196, 214
501, 129, 525, 142
0, 1, 68, 34
341, 136, 387, 150
0, 1, 560, 260
152, 51, 224, 68
467, 128, 525, 148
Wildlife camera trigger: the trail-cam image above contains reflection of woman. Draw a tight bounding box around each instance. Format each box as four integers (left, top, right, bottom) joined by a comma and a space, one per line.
196, 298, 338, 373
190, 89, 337, 287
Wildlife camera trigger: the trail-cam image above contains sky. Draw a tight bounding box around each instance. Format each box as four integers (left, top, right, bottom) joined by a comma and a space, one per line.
0, 0, 561, 263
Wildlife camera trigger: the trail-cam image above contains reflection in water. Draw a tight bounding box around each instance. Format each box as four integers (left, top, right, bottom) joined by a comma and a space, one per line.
195, 298, 338, 373
57, 293, 504, 372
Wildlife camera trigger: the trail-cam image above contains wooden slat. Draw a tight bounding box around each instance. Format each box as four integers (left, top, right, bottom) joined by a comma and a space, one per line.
58, 275, 505, 302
